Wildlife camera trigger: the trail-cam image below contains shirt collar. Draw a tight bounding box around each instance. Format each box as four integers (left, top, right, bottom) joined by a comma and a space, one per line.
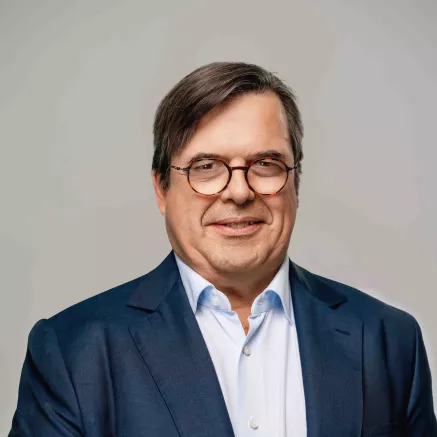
175, 254, 294, 325
175, 254, 214, 313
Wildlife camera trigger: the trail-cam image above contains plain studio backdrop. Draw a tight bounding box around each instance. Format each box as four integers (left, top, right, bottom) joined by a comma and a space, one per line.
1, 0, 436, 432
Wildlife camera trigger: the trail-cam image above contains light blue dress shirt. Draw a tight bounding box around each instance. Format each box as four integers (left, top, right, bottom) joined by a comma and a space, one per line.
175, 255, 307, 437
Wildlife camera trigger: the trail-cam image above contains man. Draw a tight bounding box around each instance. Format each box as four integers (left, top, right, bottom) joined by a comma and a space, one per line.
9, 62, 436, 436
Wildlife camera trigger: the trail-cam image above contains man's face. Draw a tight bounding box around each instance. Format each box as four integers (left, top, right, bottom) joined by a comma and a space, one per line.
153, 91, 298, 275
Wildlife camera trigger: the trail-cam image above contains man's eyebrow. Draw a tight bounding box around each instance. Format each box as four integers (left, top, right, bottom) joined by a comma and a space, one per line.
184, 150, 289, 164
250, 150, 288, 161
185, 152, 220, 164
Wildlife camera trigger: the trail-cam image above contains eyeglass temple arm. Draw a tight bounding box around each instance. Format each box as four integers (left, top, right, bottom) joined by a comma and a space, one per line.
170, 165, 190, 172
286, 163, 298, 171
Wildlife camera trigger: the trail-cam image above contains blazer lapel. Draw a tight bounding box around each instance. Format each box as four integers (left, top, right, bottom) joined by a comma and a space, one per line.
290, 262, 363, 437
127, 253, 235, 437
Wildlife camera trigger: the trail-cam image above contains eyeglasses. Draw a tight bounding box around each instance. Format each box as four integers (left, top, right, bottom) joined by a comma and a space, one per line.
169, 158, 298, 196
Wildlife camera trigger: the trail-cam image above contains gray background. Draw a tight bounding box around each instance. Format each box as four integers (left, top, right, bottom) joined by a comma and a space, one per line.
1, 0, 436, 432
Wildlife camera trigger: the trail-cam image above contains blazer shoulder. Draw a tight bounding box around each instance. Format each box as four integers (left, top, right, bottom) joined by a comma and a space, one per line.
30, 253, 178, 356
45, 272, 148, 335
302, 265, 418, 329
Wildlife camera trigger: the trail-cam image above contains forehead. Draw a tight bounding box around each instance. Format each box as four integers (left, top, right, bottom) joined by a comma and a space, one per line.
178, 91, 292, 161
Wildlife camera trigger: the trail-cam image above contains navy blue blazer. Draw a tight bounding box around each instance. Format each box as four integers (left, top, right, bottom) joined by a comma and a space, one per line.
9, 252, 437, 436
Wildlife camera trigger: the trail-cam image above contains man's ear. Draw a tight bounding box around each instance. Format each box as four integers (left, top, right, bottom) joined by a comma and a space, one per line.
152, 171, 166, 216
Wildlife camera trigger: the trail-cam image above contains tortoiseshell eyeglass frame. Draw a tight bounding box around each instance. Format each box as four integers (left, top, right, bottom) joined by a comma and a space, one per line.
169, 157, 298, 196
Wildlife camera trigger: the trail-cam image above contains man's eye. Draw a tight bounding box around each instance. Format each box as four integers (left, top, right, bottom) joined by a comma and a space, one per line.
192, 161, 217, 170
255, 160, 275, 167
193, 164, 211, 170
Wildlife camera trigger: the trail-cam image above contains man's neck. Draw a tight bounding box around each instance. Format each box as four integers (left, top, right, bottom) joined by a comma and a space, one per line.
177, 252, 285, 309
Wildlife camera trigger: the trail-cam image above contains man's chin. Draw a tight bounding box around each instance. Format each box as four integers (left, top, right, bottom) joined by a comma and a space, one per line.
206, 251, 263, 273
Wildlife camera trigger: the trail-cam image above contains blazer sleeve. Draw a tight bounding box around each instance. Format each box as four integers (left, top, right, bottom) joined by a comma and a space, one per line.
406, 318, 437, 436
9, 319, 83, 437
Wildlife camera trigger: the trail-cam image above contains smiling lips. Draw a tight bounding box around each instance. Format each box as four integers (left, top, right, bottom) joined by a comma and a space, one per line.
210, 217, 264, 235
221, 221, 259, 228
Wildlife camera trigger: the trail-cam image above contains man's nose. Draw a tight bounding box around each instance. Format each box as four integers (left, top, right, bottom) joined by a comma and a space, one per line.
220, 169, 255, 205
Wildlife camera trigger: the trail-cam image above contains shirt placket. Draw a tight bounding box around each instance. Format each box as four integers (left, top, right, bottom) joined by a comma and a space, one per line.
237, 311, 266, 437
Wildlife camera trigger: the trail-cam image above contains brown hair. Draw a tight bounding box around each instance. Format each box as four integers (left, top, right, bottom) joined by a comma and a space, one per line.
152, 62, 304, 192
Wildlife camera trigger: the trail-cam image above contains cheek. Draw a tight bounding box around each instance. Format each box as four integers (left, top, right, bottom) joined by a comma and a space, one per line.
268, 190, 297, 230
165, 190, 210, 237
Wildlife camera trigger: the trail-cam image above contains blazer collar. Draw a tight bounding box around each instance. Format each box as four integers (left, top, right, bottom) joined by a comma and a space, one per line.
290, 261, 348, 309
290, 260, 363, 437
127, 252, 185, 313
126, 251, 235, 437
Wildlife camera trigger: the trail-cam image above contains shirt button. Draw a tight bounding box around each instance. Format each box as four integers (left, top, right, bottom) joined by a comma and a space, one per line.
249, 417, 259, 430
211, 296, 220, 306
243, 346, 251, 356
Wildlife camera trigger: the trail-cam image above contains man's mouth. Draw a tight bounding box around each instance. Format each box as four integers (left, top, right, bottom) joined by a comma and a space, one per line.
221, 221, 262, 228
210, 217, 264, 235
